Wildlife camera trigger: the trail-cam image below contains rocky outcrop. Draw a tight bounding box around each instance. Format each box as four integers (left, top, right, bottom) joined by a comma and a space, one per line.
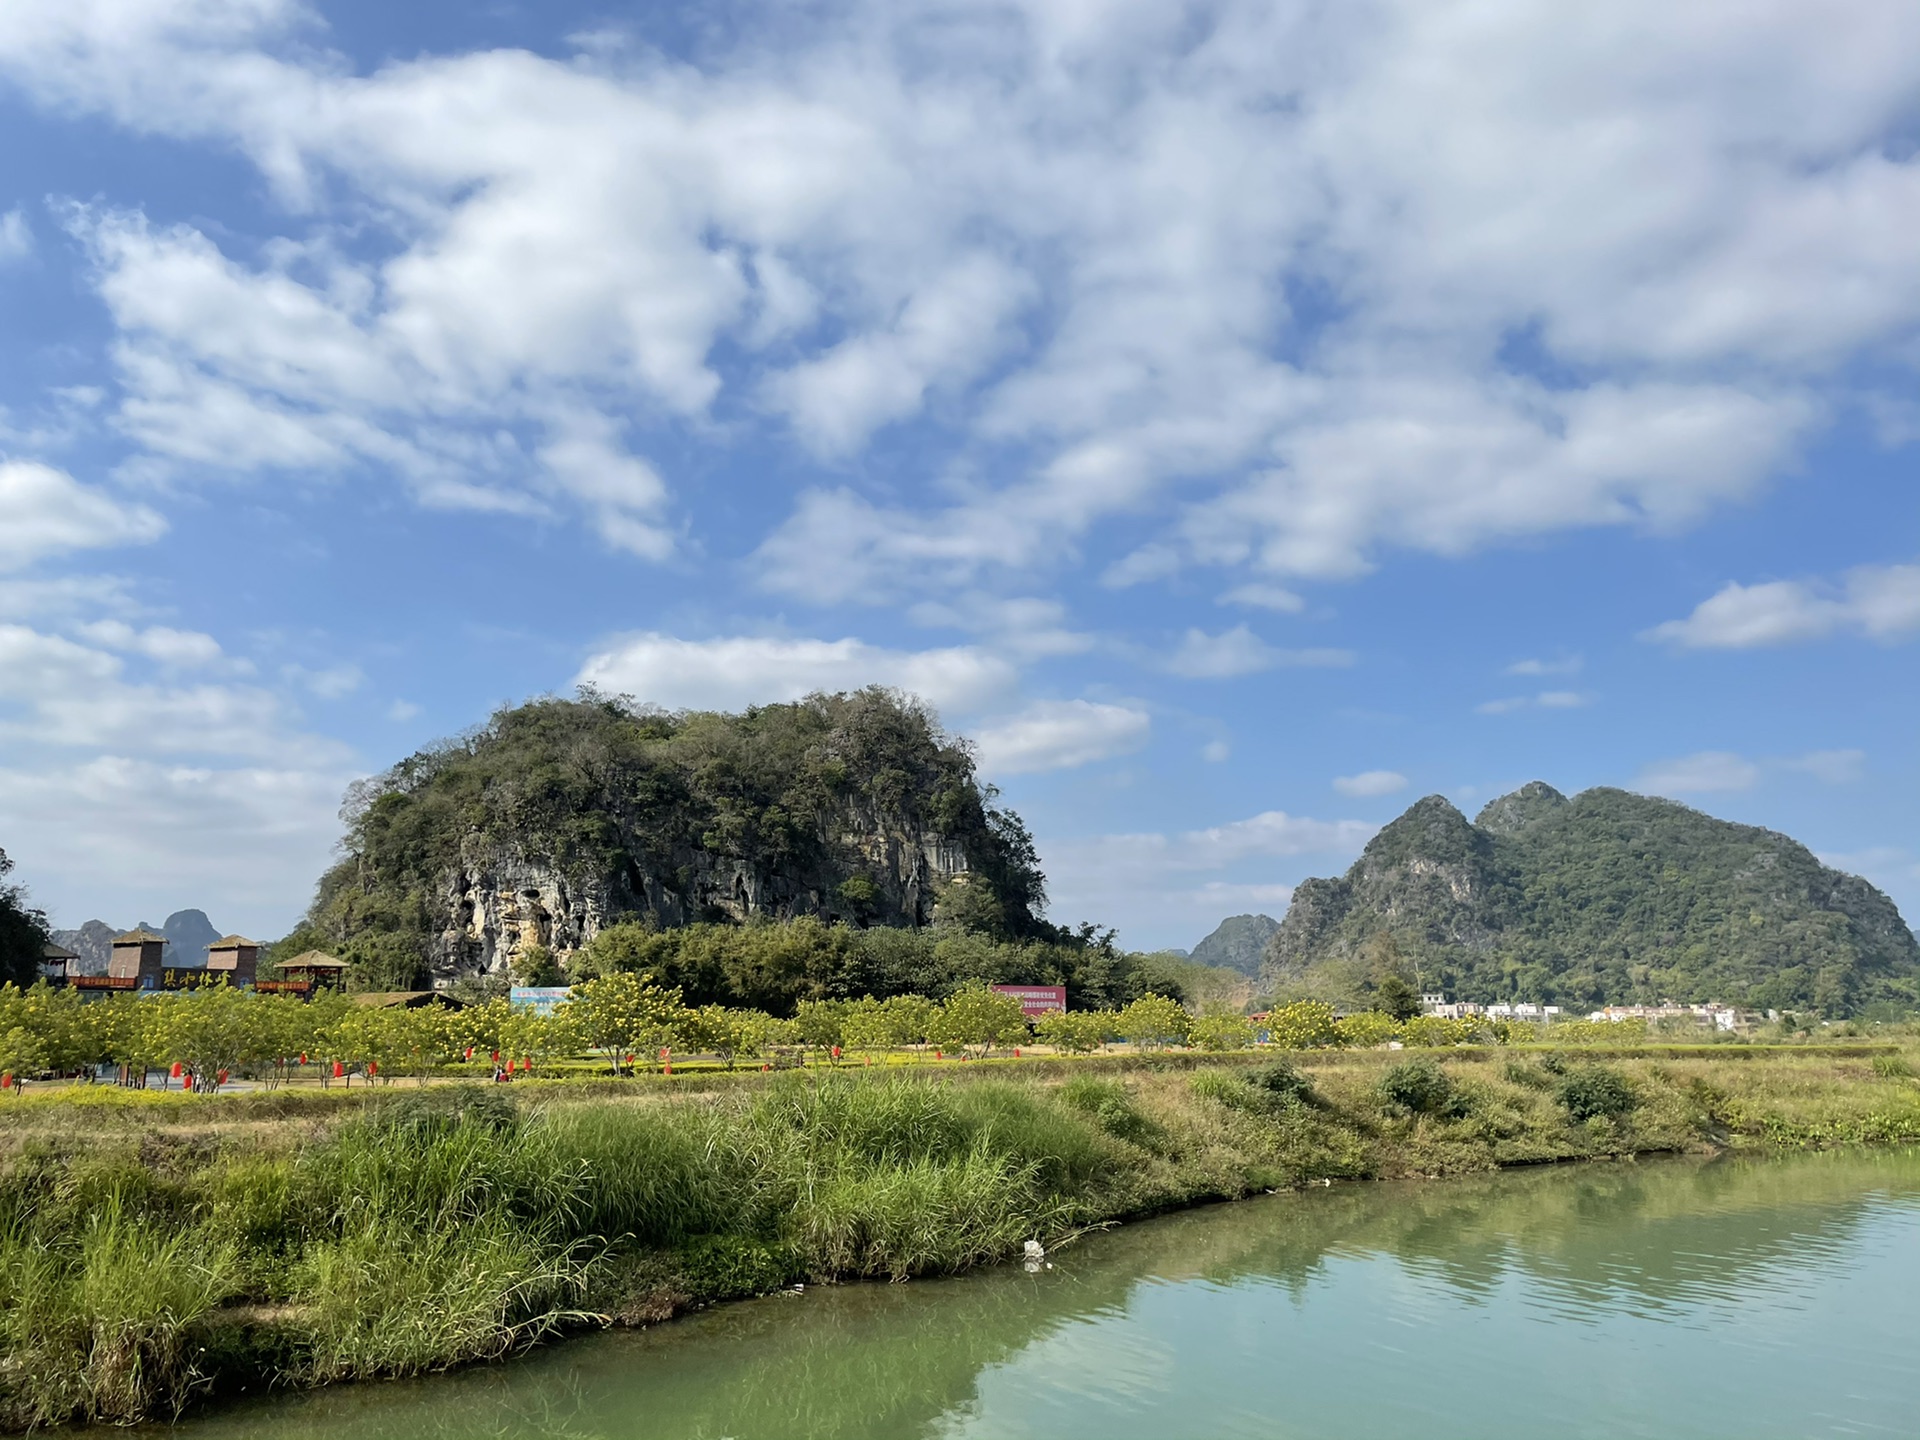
428, 814, 973, 980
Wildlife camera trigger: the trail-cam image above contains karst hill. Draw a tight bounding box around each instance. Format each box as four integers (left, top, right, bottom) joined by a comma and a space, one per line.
307, 689, 1047, 985
1263, 783, 1919, 1015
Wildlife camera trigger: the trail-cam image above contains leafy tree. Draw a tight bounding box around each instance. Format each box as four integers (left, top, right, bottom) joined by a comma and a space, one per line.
929, 982, 1028, 1057
1334, 1011, 1401, 1048
340, 932, 427, 993
1116, 994, 1190, 1050
792, 998, 848, 1054
0, 848, 50, 991
1035, 1008, 1110, 1053
1373, 974, 1421, 1022
560, 972, 689, 1074
1188, 1009, 1255, 1051
1264, 1001, 1341, 1049
679, 1005, 770, 1067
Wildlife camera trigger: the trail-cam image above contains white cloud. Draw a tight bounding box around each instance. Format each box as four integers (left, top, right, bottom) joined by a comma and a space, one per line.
1333, 769, 1408, 798
386, 699, 421, 722
1201, 739, 1231, 763
0, 755, 347, 937
1043, 805, 1377, 943
281, 662, 363, 699
972, 699, 1150, 776
575, 632, 1017, 714
1166, 625, 1354, 679
1, 0, 1914, 600
1218, 583, 1306, 613
1506, 655, 1582, 676
1633, 751, 1761, 795
1476, 690, 1594, 715
1646, 562, 1920, 648
0, 460, 166, 571
1782, 748, 1866, 784
905, 594, 1093, 663
75, 619, 226, 668
0, 207, 30, 263
0, 602, 361, 933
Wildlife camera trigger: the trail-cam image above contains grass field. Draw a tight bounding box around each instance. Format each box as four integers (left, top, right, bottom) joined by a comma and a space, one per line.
3, 1043, 1918, 1432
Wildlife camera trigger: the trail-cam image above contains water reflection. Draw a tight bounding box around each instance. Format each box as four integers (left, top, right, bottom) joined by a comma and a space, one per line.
160, 1149, 1920, 1440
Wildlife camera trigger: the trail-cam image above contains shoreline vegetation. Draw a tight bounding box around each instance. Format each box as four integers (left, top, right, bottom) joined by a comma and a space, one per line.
3, 1044, 1920, 1432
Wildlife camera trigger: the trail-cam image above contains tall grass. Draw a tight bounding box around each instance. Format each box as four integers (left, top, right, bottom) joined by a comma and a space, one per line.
2, 1055, 1917, 1429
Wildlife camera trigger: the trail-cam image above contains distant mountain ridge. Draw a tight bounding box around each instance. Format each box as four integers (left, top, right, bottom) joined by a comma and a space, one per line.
51, 909, 225, 975
1262, 784, 1919, 1015
1190, 914, 1280, 975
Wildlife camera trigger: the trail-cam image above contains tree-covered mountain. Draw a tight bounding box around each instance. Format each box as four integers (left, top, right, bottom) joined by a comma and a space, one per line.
304, 689, 1053, 985
1189, 914, 1280, 975
1262, 784, 1920, 1016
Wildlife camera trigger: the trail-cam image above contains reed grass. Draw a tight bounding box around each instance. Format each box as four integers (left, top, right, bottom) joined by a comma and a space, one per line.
2, 1050, 1918, 1431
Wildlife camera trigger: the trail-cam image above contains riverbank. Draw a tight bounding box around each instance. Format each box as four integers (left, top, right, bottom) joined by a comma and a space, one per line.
4, 1047, 1919, 1432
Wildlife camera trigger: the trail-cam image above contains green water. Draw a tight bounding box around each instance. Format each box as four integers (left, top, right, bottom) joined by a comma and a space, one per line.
164, 1150, 1920, 1439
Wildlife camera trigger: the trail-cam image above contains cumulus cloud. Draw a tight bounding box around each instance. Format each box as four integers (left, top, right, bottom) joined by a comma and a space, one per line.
0, 755, 348, 936
0, 606, 361, 931
0, 460, 165, 571
1634, 750, 1762, 795
1646, 563, 1920, 648
0, 207, 29, 263
972, 699, 1150, 776
1635, 747, 1867, 797
1783, 748, 1866, 784
1217, 583, 1306, 613
575, 632, 1017, 714
1043, 806, 1376, 945
74, 619, 227, 668
1476, 690, 1594, 715
0, 0, 1913, 597
1165, 626, 1354, 679
1333, 769, 1408, 798
1506, 655, 1582, 676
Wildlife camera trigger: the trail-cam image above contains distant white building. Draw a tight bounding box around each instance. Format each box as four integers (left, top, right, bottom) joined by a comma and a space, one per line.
1586, 1003, 1741, 1032
1417, 994, 1562, 1022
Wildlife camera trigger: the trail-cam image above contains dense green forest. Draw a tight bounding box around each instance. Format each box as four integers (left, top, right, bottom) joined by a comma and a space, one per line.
1264, 784, 1920, 1016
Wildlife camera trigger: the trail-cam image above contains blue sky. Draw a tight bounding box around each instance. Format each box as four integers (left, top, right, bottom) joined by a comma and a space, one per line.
0, 0, 1916, 949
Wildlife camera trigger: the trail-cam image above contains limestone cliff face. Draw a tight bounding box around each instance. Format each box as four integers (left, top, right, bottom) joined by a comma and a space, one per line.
431, 810, 973, 980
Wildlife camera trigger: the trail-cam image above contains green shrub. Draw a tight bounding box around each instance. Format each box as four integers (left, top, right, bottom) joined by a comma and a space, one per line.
1870, 1053, 1913, 1079
1249, 1060, 1316, 1106
1555, 1065, 1638, 1123
1378, 1058, 1468, 1118
1059, 1075, 1157, 1146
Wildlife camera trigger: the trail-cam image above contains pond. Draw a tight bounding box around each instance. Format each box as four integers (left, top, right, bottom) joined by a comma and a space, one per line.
159, 1149, 1920, 1439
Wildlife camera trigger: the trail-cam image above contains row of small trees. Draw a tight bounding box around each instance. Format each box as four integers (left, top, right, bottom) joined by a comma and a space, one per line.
0, 982, 1535, 1091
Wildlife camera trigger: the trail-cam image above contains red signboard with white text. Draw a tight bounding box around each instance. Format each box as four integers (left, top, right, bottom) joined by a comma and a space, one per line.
991, 984, 1067, 1017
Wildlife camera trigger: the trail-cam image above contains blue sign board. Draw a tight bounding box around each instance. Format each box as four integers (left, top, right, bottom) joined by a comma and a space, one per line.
509, 986, 574, 1016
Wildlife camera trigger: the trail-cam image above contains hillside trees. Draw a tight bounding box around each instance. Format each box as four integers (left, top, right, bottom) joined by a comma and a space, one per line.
0, 848, 49, 991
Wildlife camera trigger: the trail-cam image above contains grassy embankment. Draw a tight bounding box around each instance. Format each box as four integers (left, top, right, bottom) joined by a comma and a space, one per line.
3, 1044, 1918, 1432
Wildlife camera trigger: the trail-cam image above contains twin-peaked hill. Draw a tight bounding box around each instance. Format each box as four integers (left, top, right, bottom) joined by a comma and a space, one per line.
1261, 783, 1920, 1015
